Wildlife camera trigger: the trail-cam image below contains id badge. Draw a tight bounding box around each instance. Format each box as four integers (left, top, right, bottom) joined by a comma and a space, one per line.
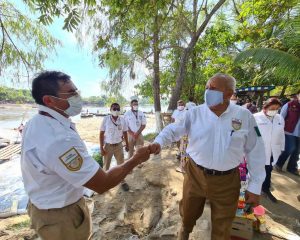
118, 125, 122, 130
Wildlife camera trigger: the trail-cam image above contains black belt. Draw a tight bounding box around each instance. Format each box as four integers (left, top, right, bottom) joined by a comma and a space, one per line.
106, 142, 122, 147
196, 163, 237, 176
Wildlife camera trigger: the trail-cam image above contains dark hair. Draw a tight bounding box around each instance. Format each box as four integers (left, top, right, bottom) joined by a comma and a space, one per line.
188, 96, 194, 102
263, 98, 282, 109
110, 102, 120, 108
32, 71, 71, 105
131, 99, 138, 104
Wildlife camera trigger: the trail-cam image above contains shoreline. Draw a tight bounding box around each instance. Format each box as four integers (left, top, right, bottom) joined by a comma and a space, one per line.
0, 103, 36, 109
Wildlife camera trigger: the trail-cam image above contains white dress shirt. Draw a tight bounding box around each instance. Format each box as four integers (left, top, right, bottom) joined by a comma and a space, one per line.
186, 101, 196, 110
100, 115, 128, 144
124, 110, 146, 133
254, 111, 285, 165
172, 109, 187, 125
21, 105, 99, 209
155, 103, 266, 194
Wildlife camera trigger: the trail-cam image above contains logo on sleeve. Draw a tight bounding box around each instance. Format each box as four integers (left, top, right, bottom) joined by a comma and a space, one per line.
59, 147, 83, 171
232, 118, 242, 130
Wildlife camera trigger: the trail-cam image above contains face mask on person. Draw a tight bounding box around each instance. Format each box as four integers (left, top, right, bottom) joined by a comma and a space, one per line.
230, 100, 237, 105
111, 110, 120, 117
133, 106, 138, 111
266, 110, 278, 117
52, 95, 83, 116
177, 106, 185, 111
205, 89, 224, 107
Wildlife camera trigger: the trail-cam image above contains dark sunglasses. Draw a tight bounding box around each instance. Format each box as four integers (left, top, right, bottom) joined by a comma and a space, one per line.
112, 107, 120, 111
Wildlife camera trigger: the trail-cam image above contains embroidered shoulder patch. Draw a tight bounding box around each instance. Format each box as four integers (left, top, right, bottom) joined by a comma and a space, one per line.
254, 126, 261, 137
59, 147, 83, 171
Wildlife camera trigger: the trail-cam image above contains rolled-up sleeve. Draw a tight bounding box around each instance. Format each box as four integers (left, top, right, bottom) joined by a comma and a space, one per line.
244, 114, 266, 195
154, 111, 190, 147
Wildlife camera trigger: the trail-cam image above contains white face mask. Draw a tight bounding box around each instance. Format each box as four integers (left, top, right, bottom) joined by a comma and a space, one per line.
205, 89, 224, 107
266, 110, 278, 117
133, 106, 138, 111
230, 100, 237, 105
52, 95, 83, 116
111, 110, 120, 117
177, 106, 185, 111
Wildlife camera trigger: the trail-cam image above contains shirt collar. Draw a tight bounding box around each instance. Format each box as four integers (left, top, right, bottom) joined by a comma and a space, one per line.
205, 102, 232, 118
38, 105, 73, 128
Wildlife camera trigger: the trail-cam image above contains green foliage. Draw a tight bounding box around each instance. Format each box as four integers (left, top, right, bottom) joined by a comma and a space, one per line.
23, 0, 300, 105
0, 1, 59, 83
82, 95, 107, 106
92, 152, 103, 168
0, 86, 34, 103
235, 3, 300, 84
235, 48, 300, 81
144, 132, 158, 142
7, 219, 30, 230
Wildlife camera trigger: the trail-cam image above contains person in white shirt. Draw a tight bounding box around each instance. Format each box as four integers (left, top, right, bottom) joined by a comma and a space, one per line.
100, 102, 130, 191
171, 100, 187, 125
185, 97, 196, 110
149, 73, 266, 240
254, 98, 285, 202
21, 71, 152, 240
124, 99, 147, 158
172, 100, 188, 171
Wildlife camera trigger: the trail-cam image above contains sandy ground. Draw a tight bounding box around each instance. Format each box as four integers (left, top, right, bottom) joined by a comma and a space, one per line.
0, 116, 299, 240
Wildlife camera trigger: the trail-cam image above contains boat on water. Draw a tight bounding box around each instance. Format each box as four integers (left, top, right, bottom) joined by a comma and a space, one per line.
80, 113, 94, 118
93, 113, 107, 117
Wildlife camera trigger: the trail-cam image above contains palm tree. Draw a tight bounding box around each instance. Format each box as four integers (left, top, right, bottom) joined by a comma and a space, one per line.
234, 5, 300, 85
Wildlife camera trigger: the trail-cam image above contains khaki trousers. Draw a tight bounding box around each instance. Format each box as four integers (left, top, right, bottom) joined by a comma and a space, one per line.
103, 142, 124, 171
28, 198, 91, 240
128, 134, 144, 158
179, 159, 240, 240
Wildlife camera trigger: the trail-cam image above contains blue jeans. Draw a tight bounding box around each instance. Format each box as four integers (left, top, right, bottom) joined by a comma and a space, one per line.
276, 135, 300, 172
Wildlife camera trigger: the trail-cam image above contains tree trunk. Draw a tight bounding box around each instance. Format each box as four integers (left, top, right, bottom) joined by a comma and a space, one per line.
168, 0, 226, 110
280, 84, 288, 99
189, 50, 197, 99
152, 13, 163, 132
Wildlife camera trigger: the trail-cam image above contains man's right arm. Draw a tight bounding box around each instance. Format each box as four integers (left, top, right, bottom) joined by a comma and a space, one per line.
280, 103, 288, 119
154, 111, 190, 147
84, 146, 150, 194
149, 112, 191, 154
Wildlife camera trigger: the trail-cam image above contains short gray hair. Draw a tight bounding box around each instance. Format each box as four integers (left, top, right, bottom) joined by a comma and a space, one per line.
210, 73, 236, 91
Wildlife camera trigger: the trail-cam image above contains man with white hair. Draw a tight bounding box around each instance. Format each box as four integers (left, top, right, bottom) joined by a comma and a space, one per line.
150, 73, 266, 240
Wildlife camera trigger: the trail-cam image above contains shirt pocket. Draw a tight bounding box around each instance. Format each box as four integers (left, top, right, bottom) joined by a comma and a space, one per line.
227, 130, 248, 150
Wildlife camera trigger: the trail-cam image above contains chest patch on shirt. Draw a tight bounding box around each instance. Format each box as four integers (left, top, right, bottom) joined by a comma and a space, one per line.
232, 118, 242, 130
59, 147, 83, 171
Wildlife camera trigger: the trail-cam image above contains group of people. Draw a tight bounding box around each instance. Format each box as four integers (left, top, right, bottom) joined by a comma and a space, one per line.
99, 99, 146, 191
230, 92, 300, 203
20, 70, 299, 240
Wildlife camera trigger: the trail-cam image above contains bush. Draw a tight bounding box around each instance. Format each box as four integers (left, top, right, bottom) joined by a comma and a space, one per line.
92, 152, 103, 168
144, 132, 158, 142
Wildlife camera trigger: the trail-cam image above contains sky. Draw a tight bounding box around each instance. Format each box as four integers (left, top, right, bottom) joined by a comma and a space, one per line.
4, 0, 146, 98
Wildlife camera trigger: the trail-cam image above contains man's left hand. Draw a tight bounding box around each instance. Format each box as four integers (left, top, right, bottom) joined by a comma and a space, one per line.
245, 190, 260, 207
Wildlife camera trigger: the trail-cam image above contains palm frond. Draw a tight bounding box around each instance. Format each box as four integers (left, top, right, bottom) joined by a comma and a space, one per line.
234, 48, 300, 81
